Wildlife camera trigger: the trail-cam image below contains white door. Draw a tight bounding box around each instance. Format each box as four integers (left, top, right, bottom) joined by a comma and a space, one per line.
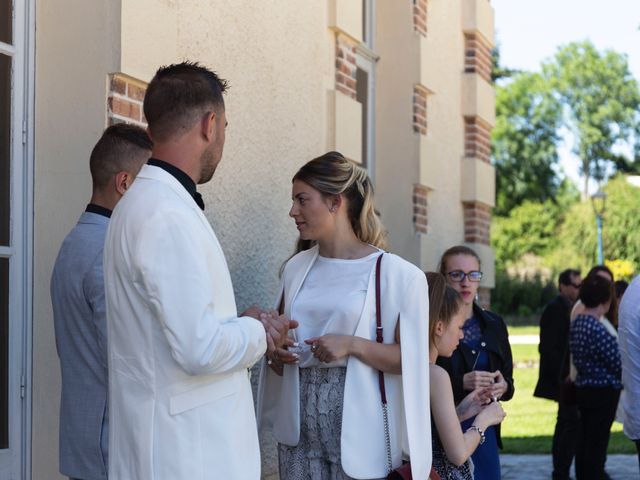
0, 0, 34, 478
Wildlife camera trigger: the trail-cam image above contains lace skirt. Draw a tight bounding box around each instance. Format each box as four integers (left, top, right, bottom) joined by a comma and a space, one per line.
278, 367, 384, 480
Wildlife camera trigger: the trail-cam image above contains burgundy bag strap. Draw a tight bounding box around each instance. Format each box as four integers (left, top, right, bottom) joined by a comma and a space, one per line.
375, 253, 387, 404
375, 253, 393, 474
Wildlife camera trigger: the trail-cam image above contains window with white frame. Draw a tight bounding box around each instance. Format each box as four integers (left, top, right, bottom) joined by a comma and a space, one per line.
0, 0, 33, 477
356, 0, 377, 178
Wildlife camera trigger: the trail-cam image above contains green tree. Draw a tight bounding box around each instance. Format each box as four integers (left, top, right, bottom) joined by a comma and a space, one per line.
492, 72, 562, 215
546, 175, 640, 274
543, 41, 640, 196
491, 199, 563, 267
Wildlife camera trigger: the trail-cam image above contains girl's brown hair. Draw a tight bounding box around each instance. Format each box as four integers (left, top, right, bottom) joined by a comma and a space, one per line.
438, 245, 481, 276
426, 272, 463, 343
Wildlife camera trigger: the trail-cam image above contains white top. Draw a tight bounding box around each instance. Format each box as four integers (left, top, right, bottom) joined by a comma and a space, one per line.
618, 274, 640, 440
257, 246, 432, 479
292, 251, 381, 368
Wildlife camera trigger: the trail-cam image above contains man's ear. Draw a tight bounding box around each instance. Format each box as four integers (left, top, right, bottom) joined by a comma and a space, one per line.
201, 111, 216, 142
114, 171, 132, 196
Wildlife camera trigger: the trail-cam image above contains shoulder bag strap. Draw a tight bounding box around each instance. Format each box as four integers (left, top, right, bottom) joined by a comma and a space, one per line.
375, 253, 393, 474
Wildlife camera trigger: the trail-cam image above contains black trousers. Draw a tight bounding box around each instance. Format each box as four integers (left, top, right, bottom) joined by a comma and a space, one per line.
575, 386, 621, 480
635, 439, 640, 475
551, 400, 580, 480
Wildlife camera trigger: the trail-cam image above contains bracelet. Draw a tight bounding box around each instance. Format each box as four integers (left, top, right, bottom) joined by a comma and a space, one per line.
466, 425, 485, 445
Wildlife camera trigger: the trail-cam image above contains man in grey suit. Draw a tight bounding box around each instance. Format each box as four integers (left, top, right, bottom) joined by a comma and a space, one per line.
51, 124, 152, 480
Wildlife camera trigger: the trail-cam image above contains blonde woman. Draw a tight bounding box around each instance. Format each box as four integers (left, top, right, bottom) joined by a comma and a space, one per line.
257, 152, 431, 480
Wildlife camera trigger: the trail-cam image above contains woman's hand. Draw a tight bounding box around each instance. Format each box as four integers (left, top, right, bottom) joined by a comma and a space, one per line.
305, 335, 354, 363
456, 387, 493, 422
488, 370, 508, 401
475, 401, 506, 429
463, 370, 498, 391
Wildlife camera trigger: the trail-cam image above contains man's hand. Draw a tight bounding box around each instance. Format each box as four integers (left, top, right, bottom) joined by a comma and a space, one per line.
241, 305, 265, 320
260, 310, 298, 354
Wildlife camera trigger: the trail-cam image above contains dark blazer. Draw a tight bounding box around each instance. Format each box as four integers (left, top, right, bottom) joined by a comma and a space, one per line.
534, 294, 572, 401
436, 303, 514, 449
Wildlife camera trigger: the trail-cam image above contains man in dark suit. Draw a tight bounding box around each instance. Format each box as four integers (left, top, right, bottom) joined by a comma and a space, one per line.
534, 268, 581, 480
50, 124, 151, 480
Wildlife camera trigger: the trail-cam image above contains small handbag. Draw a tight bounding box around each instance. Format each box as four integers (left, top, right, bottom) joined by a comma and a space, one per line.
374, 255, 441, 480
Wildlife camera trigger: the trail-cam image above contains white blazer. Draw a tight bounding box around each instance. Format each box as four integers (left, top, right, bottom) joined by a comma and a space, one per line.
104, 164, 267, 479
257, 246, 431, 480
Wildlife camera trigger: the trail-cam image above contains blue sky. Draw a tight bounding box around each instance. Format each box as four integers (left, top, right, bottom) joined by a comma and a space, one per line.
492, 0, 640, 189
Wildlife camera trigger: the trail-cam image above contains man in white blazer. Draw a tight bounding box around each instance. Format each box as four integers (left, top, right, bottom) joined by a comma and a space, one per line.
103, 62, 293, 479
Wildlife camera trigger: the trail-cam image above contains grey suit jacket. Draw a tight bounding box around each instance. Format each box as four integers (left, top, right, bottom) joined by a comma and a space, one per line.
51, 211, 109, 480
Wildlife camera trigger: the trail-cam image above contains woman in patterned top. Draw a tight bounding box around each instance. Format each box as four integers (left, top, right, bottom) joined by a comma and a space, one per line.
427, 272, 506, 480
569, 274, 622, 480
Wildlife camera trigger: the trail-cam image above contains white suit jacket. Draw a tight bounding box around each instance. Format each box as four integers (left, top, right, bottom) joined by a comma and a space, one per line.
257, 246, 431, 479
104, 164, 267, 479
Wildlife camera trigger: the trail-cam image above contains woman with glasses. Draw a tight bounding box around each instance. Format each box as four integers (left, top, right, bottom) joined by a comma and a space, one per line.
436, 246, 514, 480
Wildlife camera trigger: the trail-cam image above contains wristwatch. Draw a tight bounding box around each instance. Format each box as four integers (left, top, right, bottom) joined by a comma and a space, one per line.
466, 425, 485, 445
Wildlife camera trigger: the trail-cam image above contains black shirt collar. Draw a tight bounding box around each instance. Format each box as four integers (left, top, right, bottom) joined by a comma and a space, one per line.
148, 158, 205, 210
85, 203, 112, 218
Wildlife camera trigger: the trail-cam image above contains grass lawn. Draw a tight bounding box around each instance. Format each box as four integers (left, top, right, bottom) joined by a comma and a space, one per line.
507, 325, 540, 336
501, 340, 635, 454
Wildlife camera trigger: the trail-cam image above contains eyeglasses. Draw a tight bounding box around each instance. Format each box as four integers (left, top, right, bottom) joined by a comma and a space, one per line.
447, 270, 483, 283
570, 282, 582, 289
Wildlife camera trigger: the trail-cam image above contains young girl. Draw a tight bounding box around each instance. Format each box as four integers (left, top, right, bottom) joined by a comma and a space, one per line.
427, 272, 506, 480
436, 246, 514, 479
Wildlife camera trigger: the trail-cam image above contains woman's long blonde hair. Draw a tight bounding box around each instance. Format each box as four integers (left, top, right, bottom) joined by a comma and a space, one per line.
292, 151, 388, 253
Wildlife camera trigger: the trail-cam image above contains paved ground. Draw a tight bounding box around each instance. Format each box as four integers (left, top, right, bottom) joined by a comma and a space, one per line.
501, 454, 639, 479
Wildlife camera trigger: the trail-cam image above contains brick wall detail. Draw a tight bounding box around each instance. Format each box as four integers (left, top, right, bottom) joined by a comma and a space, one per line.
464, 33, 492, 84
413, 184, 429, 234
335, 36, 357, 99
413, 85, 428, 135
463, 201, 491, 245
464, 116, 491, 164
413, 0, 428, 37
108, 73, 148, 126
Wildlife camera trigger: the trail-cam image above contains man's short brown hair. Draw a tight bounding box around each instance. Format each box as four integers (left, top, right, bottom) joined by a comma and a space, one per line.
143, 61, 229, 142
89, 124, 152, 189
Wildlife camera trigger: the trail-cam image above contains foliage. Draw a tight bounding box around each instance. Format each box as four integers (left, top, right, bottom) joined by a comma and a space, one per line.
605, 259, 636, 282
493, 41, 640, 213
552, 175, 640, 272
492, 270, 556, 318
492, 200, 562, 267
492, 72, 562, 215
492, 175, 640, 316
543, 40, 640, 195
491, 46, 519, 83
